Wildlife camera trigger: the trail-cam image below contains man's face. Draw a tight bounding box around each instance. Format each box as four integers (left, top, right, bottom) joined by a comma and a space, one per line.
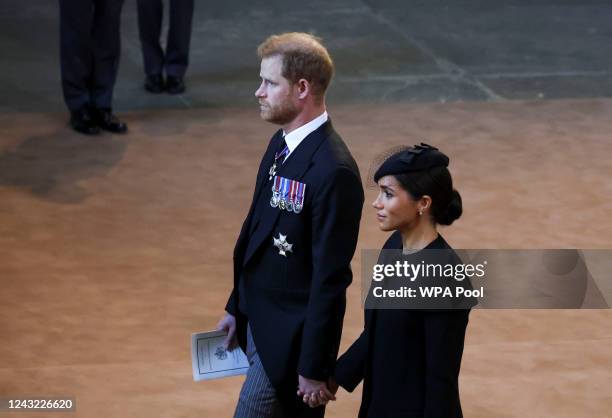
254, 55, 300, 125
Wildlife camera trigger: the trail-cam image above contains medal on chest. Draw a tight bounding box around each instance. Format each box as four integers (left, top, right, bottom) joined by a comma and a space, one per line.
270, 176, 306, 214
273, 233, 293, 257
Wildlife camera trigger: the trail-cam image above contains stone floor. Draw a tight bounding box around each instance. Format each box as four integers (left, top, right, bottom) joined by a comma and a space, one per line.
1, 1, 612, 417
1, 99, 612, 417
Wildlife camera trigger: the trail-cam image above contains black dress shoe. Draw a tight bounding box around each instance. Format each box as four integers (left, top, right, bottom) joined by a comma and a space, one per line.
92, 108, 128, 134
145, 74, 165, 93
166, 76, 186, 94
70, 107, 100, 135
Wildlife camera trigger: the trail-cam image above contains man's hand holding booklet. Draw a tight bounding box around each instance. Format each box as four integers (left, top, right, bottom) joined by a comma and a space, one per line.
191, 330, 249, 381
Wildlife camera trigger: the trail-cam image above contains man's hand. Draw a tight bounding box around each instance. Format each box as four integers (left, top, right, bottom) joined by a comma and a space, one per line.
216, 312, 238, 351
327, 376, 339, 396
297, 375, 336, 408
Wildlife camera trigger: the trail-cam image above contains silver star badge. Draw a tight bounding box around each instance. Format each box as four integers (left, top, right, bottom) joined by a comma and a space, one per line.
273, 233, 293, 257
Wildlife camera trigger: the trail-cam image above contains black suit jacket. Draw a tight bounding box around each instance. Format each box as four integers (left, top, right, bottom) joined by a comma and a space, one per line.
226, 120, 364, 412
335, 232, 471, 418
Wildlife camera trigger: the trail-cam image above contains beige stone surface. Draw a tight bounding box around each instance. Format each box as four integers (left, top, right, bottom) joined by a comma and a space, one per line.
1, 99, 611, 417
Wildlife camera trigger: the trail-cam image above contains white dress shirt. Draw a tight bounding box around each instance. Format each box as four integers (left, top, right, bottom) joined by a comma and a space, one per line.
282, 111, 328, 159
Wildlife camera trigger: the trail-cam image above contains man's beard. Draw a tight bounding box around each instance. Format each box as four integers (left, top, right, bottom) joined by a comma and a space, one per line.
260, 98, 299, 125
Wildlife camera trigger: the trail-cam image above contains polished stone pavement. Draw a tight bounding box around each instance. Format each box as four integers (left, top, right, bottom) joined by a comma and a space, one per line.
1, 0, 612, 112
1, 99, 612, 417
1, 1, 612, 417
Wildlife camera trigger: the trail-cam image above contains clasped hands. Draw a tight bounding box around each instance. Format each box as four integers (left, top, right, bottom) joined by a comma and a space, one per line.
297, 375, 339, 408
218, 313, 339, 409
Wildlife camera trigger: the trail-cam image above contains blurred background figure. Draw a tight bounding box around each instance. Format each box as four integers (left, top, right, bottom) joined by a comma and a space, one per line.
137, 0, 194, 95
59, 0, 128, 135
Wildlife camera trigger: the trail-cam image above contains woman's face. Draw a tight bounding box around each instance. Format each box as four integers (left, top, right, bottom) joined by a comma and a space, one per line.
372, 175, 420, 232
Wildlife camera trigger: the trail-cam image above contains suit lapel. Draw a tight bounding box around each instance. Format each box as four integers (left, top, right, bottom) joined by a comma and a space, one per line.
253, 130, 284, 207
274, 121, 333, 181
242, 121, 334, 266
234, 130, 283, 260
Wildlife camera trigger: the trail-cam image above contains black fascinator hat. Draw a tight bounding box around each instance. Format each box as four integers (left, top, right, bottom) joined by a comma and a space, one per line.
373, 143, 449, 182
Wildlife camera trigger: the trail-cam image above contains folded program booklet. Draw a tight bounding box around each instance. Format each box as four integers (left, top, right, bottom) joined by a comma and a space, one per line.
191, 330, 249, 381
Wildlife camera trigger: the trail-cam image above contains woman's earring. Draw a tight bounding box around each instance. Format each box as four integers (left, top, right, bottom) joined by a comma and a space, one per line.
418, 210, 423, 216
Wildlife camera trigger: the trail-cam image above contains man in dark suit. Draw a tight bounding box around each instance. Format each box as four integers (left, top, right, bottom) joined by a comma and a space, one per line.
59, 0, 127, 135
137, 0, 194, 94
216, 32, 364, 418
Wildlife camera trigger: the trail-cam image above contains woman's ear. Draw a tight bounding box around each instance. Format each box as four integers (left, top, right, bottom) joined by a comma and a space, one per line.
419, 195, 432, 212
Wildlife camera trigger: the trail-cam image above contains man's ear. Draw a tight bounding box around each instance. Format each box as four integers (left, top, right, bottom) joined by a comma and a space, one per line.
296, 79, 310, 100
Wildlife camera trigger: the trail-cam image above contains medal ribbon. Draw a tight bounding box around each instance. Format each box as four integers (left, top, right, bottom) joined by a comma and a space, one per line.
289, 180, 296, 204
281, 177, 289, 201
275, 140, 289, 165
296, 182, 305, 206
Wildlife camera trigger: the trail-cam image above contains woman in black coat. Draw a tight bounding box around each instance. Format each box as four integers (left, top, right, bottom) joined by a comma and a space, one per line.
316, 144, 474, 417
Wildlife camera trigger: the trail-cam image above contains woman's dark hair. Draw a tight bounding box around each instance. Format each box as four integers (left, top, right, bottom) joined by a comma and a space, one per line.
393, 166, 462, 226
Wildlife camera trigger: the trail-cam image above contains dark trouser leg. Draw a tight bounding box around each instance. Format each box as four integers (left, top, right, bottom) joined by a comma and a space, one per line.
165, 0, 194, 77
59, 0, 94, 111
136, 0, 164, 76
90, 0, 124, 109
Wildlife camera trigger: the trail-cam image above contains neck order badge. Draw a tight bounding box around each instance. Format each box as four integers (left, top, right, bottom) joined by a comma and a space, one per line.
268, 141, 290, 180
